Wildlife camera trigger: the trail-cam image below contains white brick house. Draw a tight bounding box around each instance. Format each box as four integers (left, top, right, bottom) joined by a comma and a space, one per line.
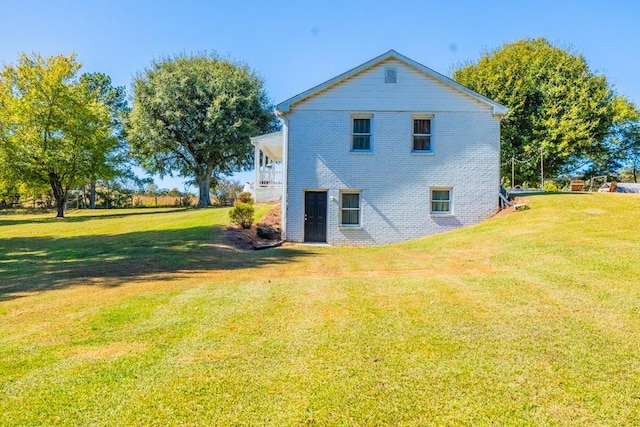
251, 50, 508, 246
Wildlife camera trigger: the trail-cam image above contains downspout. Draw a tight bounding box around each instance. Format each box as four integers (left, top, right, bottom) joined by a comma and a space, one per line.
276, 110, 289, 241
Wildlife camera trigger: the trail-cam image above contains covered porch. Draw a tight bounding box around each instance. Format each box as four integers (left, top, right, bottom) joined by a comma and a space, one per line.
250, 131, 284, 202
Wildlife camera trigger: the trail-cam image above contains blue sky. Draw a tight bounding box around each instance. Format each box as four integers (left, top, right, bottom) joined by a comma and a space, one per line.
2, 0, 638, 190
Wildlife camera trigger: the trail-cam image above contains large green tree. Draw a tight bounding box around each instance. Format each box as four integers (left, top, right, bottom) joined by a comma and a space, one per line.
0, 53, 117, 217
79, 72, 130, 208
126, 53, 274, 207
453, 38, 620, 184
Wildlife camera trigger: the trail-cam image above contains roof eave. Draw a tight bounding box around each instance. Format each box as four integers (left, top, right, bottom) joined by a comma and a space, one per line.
493, 106, 509, 118
250, 130, 283, 146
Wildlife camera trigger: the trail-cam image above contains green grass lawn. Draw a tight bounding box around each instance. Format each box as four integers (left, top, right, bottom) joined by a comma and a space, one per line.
1, 194, 640, 426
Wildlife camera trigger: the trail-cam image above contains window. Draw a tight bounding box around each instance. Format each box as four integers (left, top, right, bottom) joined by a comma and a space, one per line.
341, 192, 361, 226
352, 117, 371, 151
431, 188, 452, 214
413, 118, 432, 151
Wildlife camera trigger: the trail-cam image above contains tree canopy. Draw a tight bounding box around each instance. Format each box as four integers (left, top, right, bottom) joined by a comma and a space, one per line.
0, 53, 119, 217
605, 97, 640, 182
126, 53, 275, 206
453, 38, 636, 185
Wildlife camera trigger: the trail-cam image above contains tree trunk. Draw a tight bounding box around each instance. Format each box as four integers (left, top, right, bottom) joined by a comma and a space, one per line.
196, 170, 212, 207
49, 173, 67, 218
55, 194, 66, 218
89, 181, 96, 209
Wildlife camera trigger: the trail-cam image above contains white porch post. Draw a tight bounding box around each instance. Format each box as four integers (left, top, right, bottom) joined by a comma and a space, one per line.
254, 143, 260, 192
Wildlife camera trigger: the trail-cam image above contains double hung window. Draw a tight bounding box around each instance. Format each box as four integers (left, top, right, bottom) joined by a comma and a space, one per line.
352, 117, 371, 151
413, 118, 432, 152
431, 188, 452, 214
341, 192, 361, 226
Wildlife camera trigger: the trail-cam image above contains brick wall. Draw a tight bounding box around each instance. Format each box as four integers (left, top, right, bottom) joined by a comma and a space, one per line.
286, 109, 500, 246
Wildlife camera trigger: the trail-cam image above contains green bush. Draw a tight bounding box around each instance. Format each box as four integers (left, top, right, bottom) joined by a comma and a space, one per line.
544, 182, 559, 192
236, 191, 254, 204
229, 202, 254, 229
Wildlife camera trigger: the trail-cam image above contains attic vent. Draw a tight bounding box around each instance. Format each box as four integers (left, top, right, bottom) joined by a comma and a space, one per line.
385, 67, 397, 83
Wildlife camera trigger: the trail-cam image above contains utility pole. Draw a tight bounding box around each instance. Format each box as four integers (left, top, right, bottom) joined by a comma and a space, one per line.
511, 156, 515, 188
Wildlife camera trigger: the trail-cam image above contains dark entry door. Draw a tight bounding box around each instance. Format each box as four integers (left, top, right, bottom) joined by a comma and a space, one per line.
304, 191, 327, 243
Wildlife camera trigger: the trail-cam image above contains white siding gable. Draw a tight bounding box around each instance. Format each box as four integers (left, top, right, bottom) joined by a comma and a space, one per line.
291, 59, 491, 113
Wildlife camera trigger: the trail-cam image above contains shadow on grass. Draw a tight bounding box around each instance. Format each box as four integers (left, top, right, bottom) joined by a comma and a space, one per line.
0, 208, 189, 227
0, 224, 313, 301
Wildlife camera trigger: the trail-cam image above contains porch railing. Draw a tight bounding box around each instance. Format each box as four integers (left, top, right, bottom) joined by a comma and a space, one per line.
258, 169, 283, 187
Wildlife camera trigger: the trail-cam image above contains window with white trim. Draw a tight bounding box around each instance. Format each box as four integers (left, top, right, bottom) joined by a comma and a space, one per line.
431, 188, 452, 214
341, 192, 361, 226
352, 116, 372, 151
413, 117, 432, 152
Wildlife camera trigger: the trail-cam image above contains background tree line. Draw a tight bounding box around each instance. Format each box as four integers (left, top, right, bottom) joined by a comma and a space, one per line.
1, 39, 639, 217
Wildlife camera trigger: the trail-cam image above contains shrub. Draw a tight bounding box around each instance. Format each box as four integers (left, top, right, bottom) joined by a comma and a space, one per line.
179, 193, 194, 207
544, 182, 559, 192
229, 202, 254, 229
235, 191, 254, 205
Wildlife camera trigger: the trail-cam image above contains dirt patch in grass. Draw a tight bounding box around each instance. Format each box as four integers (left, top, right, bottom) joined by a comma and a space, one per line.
584, 208, 607, 215
224, 204, 282, 250
64, 342, 150, 360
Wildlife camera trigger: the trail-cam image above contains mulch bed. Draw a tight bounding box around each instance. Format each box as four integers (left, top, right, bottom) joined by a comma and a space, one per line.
223, 204, 282, 250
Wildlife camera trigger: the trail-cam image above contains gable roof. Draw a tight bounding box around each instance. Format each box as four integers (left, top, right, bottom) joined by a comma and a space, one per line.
276, 49, 508, 116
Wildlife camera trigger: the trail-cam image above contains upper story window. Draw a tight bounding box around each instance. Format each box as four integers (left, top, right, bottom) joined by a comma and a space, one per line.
352, 116, 372, 151
413, 117, 432, 152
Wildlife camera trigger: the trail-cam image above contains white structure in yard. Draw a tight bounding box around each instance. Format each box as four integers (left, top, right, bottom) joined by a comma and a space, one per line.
251, 50, 508, 246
